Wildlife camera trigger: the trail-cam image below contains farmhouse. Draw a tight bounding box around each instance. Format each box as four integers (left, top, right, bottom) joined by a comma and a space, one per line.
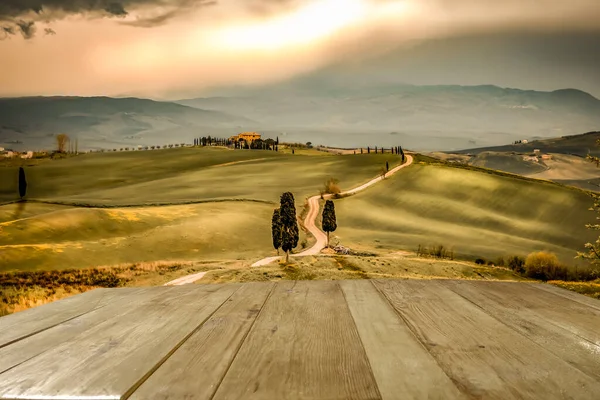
229, 132, 261, 144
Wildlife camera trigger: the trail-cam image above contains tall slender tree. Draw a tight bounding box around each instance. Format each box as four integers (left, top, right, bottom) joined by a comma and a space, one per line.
271, 208, 282, 255
280, 192, 299, 262
18, 167, 27, 199
322, 200, 337, 247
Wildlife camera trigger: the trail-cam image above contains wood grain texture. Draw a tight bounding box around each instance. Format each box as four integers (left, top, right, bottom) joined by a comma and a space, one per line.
130, 282, 274, 400
0, 288, 143, 348
0, 287, 167, 374
373, 279, 600, 400
529, 283, 600, 312
442, 280, 600, 381
477, 281, 600, 345
212, 280, 381, 400
0, 284, 239, 400
339, 280, 464, 400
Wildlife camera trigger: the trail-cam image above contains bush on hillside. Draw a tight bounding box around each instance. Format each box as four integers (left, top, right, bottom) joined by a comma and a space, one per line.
495, 257, 505, 267
475, 258, 486, 265
322, 178, 341, 195
417, 244, 454, 260
524, 252, 567, 281
507, 255, 526, 273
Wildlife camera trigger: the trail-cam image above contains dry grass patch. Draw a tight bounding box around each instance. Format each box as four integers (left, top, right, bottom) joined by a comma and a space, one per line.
0, 260, 208, 316
201, 255, 527, 284
549, 280, 600, 300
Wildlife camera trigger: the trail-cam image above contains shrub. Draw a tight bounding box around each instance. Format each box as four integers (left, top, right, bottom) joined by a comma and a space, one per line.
416, 244, 454, 259
322, 178, 341, 195
524, 251, 567, 281
495, 257, 505, 267
507, 255, 526, 273
475, 258, 486, 265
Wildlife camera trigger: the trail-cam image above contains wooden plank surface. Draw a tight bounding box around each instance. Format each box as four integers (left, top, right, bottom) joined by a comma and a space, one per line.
373, 279, 600, 400
339, 280, 464, 400
529, 282, 600, 312
0, 287, 143, 348
130, 282, 274, 400
0, 284, 239, 400
442, 280, 600, 381
212, 280, 381, 400
0, 287, 168, 374
474, 281, 600, 345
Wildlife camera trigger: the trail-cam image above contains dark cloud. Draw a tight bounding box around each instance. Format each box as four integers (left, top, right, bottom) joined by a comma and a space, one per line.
44, 27, 56, 35
16, 20, 36, 39
120, 0, 216, 28
0, 0, 215, 38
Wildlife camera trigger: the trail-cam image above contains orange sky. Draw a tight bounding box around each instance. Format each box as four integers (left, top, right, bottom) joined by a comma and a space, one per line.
1, 0, 599, 98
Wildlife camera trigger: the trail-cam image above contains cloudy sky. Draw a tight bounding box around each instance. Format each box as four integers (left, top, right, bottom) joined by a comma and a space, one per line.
1, 0, 600, 98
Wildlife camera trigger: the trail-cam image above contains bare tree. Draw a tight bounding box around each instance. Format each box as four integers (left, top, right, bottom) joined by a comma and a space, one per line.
56, 134, 69, 153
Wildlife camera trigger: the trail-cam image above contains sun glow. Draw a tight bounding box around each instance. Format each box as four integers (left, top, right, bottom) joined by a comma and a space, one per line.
214, 0, 370, 51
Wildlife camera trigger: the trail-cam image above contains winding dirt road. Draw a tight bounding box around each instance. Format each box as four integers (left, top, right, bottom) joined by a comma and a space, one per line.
252, 154, 413, 266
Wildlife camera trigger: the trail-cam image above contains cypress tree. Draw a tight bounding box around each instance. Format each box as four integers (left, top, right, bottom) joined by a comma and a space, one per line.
280, 192, 299, 262
271, 208, 282, 255
322, 200, 337, 248
386, 161, 389, 172
18, 167, 27, 199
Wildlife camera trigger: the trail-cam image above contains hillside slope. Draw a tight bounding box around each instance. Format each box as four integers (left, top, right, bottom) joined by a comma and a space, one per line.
457, 131, 600, 157
334, 161, 597, 264
0, 97, 253, 151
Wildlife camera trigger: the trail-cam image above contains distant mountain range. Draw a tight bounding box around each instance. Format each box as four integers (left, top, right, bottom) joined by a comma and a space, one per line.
0, 96, 252, 151
1, 84, 599, 151
178, 83, 600, 150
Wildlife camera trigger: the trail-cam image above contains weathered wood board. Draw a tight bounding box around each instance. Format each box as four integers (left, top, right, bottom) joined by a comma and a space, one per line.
0, 279, 598, 400
211, 280, 381, 400
373, 279, 600, 400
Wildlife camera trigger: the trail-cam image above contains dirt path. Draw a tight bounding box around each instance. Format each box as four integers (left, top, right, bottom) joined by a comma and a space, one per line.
163, 271, 209, 286
252, 155, 414, 266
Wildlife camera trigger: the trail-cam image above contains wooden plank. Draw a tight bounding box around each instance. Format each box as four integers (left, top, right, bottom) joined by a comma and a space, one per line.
442, 280, 600, 381
0, 287, 169, 374
373, 279, 600, 400
0, 284, 239, 400
212, 280, 381, 400
468, 281, 600, 345
339, 280, 464, 400
529, 282, 600, 312
0, 287, 143, 348
130, 282, 274, 400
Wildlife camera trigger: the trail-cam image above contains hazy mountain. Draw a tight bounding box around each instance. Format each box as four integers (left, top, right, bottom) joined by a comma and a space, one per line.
178, 83, 600, 151
456, 131, 600, 157
0, 97, 253, 151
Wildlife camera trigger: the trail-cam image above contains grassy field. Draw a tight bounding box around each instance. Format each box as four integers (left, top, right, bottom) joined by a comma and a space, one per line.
0, 147, 398, 271
0, 147, 397, 205
200, 254, 527, 283
332, 158, 598, 265
469, 152, 548, 175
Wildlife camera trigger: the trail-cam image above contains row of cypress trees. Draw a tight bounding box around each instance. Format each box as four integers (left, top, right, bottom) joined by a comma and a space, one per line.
271, 192, 337, 262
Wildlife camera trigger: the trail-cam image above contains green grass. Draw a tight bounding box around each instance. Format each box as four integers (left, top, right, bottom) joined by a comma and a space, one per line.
469, 152, 547, 175
333, 162, 597, 265
0, 202, 285, 271
0, 147, 398, 205
0, 147, 398, 271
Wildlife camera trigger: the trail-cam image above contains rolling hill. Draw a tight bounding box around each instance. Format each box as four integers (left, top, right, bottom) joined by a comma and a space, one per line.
0, 147, 397, 270
334, 156, 598, 264
0, 97, 253, 152
178, 85, 600, 151
457, 131, 600, 157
